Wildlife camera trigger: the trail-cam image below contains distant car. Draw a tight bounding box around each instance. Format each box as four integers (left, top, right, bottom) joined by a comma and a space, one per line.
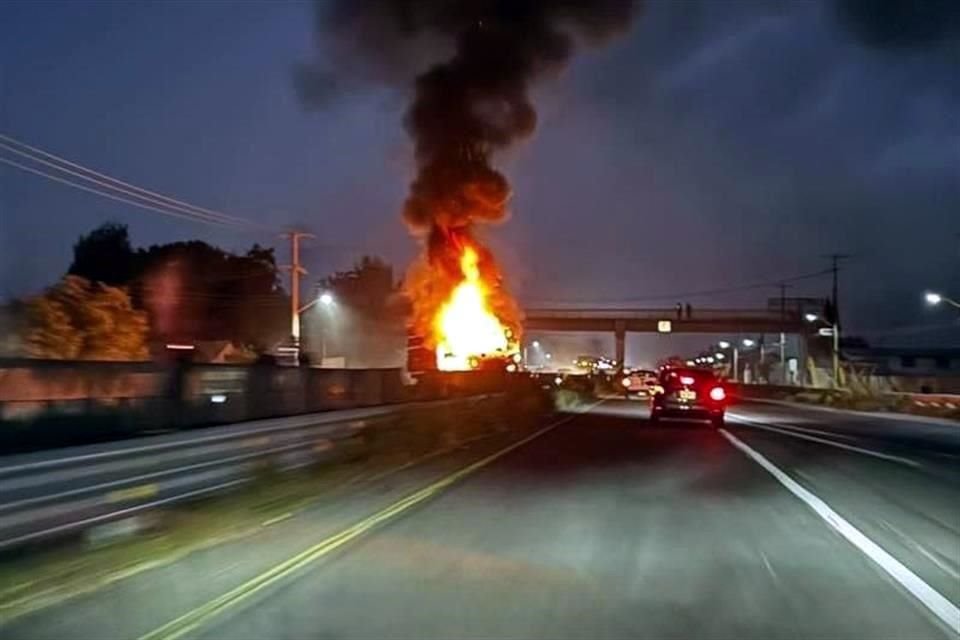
620, 369, 662, 399
650, 368, 727, 427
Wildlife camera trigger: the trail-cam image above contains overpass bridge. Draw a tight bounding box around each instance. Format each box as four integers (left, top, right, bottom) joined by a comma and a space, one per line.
522, 307, 807, 368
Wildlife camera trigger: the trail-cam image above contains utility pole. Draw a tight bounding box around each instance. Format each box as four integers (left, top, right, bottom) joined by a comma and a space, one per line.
824, 253, 850, 388
826, 253, 850, 328
281, 231, 315, 360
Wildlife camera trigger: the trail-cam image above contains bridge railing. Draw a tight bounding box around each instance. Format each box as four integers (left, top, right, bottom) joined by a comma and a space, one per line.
523, 307, 802, 321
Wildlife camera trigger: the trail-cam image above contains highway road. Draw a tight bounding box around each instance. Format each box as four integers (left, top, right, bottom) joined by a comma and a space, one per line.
3, 399, 959, 639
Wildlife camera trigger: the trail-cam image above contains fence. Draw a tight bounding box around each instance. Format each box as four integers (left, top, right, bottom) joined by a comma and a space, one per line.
0, 359, 508, 453
734, 382, 960, 418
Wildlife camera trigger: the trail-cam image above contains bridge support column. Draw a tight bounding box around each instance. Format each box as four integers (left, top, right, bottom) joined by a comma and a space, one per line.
799, 333, 810, 386
614, 321, 626, 372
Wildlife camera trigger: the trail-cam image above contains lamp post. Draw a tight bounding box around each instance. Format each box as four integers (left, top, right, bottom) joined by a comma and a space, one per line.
805, 312, 840, 388
740, 338, 758, 384
524, 340, 542, 369
716, 340, 739, 382
299, 292, 335, 364
925, 291, 960, 309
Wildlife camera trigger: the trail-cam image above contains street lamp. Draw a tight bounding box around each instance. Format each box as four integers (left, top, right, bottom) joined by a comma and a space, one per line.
802, 309, 841, 388
523, 340, 543, 369
926, 291, 960, 309
298, 291, 336, 364
299, 291, 335, 314
742, 338, 756, 348
717, 340, 731, 349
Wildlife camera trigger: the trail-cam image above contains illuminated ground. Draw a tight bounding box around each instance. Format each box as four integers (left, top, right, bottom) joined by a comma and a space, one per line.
4, 400, 959, 639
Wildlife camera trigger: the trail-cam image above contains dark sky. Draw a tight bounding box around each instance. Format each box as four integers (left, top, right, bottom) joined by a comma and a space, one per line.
1, 0, 958, 346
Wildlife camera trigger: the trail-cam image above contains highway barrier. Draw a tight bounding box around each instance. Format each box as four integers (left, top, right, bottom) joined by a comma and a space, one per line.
0, 392, 529, 551
0, 359, 509, 453
733, 383, 960, 418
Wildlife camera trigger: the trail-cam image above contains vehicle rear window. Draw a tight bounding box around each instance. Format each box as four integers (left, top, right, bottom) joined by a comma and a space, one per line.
660, 369, 717, 388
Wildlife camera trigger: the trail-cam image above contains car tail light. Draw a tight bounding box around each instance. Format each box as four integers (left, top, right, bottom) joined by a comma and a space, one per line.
680, 376, 695, 386
709, 386, 726, 402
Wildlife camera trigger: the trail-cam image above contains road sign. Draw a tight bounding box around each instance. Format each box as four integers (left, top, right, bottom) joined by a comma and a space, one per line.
657, 320, 673, 333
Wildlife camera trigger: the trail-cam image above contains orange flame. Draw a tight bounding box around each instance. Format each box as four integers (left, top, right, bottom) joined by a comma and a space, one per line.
434, 246, 516, 370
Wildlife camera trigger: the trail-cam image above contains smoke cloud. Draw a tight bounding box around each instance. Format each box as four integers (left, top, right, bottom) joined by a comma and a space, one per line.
299, 1, 638, 344
301, 0, 638, 235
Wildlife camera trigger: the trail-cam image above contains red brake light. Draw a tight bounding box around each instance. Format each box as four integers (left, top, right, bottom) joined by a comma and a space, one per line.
709, 386, 726, 402
680, 376, 695, 386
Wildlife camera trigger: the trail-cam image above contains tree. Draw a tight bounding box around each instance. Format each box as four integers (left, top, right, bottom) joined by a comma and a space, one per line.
309, 256, 405, 367
319, 256, 396, 315
24, 276, 149, 360
64, 223, 290, 351
134, 241, 288, 348
68, 222, 135, 286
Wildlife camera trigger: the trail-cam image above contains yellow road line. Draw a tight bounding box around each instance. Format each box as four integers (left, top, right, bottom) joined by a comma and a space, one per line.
138, 405, 598, 640
106, 483, 159, 503
259, 512, 293, 528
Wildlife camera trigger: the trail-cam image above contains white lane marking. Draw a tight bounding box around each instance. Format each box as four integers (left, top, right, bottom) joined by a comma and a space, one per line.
720, 429, 960, 635
746, 398, 960, 428
766, 423, 859, 442
729, 416, 861, 442
917, 547, 960, 582
759, 550, 779, 583
729, 414, 921, 469
880, 519, 960, 583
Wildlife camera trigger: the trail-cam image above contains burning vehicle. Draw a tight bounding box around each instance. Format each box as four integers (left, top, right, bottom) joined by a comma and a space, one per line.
405, 233, 521, 374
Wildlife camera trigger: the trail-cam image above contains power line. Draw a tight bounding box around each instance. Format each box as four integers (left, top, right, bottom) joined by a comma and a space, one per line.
0, 142, 251, 229
0, 134, 253, 226
855, 319, 960, 337
0, 133, 272, 231
0, 156, 248, 227
136, 288, 286, 301
526, 268, 833, 305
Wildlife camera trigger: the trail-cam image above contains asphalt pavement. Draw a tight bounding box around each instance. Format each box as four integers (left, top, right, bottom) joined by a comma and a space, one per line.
4, 399, 959, 639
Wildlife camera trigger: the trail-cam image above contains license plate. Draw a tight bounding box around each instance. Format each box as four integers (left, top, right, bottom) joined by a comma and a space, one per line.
679, 389, 697, 401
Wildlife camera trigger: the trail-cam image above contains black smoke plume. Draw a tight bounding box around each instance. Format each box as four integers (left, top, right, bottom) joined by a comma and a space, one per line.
300, 1, 638, 236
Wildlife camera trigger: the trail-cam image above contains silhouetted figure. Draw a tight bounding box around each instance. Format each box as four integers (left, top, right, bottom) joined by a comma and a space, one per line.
675, 303, 683, 320
685, 303, 692, 319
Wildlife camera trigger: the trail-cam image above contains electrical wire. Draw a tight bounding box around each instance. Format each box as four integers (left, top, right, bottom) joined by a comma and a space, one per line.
525, 268, 833, 306
0, 156, 248, 227
0, 134, 271, 231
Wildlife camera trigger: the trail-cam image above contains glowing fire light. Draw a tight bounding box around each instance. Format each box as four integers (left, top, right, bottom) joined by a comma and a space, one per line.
435, 246, 514, 370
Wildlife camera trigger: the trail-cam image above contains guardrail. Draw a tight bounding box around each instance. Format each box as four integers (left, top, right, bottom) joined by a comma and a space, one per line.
0, 397, 490, 551
892, 392, 960, 411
